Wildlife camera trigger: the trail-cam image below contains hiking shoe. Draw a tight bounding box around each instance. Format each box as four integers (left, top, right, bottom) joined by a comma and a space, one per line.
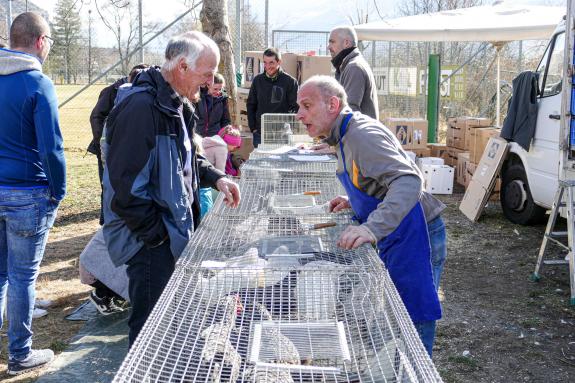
8, 349, 54, 375
32, 308, 48, 319
89, 290, 124, 316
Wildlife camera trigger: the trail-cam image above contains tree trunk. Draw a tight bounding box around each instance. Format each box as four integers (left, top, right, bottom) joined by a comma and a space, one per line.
200, 0, 238, 127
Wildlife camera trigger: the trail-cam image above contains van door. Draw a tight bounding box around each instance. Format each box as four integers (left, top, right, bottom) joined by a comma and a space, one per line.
527, 32, 565, 205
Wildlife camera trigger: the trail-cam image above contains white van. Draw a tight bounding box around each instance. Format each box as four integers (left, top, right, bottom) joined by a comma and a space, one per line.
500, 20, 567, 225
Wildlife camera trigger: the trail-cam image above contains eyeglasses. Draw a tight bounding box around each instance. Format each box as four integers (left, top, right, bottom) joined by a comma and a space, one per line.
43, 35, 54, 47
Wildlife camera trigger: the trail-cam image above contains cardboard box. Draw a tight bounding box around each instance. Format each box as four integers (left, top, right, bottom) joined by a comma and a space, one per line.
412, 148, 431, 157
468, 127, 500, 163
459, 137, 509, 221
456, 152, 470, 186
421, 165, 454, 195
235, 132, 254, 161
465, 162, 477, 188
243, 51, 264, 88
445, 147, 464, 167
296, 55, 332, 83
447, 117, 492, 150
428, 143, 449, 162
239, 111, 249, 128
282, 53, 298, 79
384, 118, 428, 150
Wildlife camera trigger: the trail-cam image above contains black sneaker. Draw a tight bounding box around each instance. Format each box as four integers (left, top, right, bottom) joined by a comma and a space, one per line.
8, 349, 54, 375
89, 290, 124, 316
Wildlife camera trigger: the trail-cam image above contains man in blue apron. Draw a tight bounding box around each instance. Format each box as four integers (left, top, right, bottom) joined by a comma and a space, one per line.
296, 76, 446, 357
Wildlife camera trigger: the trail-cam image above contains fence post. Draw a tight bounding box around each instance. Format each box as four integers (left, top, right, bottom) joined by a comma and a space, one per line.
427, 54, 440, 144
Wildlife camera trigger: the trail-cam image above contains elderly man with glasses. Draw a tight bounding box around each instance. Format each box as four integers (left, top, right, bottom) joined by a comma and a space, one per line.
0, 12, 65, 375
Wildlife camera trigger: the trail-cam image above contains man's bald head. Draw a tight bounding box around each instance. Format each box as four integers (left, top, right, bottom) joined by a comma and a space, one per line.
10, 12, 50, 49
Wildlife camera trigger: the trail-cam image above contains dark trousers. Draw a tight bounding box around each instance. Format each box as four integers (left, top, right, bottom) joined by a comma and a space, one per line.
126, 241, 175, 347
252, 131, 261, 148
97, 152, 104, 225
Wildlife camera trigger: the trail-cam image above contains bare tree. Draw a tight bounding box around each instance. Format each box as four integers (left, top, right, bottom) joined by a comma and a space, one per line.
94, 0, 158, 74
200, 0, 239, 125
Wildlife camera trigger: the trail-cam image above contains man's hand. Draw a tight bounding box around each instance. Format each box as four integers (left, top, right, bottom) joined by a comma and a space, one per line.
337, 225, 377, 250
310, 142, 335, 154
216, 178, 241, 208
329, 195, 351, 212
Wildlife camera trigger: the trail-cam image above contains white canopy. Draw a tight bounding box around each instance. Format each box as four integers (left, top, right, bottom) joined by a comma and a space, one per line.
354, 2, 564, 43
353, 1, 566, 127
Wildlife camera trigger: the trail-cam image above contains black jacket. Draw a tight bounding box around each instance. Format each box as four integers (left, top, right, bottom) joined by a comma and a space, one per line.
246, 70, 299, 133
501, 71, 539, 151
102, 67, 225, 266
88, 77, 128, 155
194, 88, 231, 137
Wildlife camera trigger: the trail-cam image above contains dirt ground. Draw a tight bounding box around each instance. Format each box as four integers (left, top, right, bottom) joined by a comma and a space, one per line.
435, 188, 575, 382
1, 186, 575, 382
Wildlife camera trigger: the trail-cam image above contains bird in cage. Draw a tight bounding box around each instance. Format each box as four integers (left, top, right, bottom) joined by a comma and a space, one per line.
255, 303, 301, 364
281, 122, 293, 144
200, 294, 244, 382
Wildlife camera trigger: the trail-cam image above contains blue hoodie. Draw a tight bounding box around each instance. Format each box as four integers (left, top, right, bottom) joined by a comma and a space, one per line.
0, 48, 66, 201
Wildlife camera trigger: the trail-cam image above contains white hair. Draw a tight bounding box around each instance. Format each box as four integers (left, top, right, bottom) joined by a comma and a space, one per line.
301, 75, 348, 107
162, 31, 220, 71
331, 26, 358, 47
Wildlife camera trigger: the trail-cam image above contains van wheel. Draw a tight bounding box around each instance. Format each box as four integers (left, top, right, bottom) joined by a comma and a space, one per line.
501, 164, 546, 225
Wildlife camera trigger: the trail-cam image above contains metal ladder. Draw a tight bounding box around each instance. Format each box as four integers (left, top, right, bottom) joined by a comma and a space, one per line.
532, 180, 575, 305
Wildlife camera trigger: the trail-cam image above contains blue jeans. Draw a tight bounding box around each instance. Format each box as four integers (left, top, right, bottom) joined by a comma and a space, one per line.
0, 187, 58, 359
414, 215, 447, 358
414, 320, 436, 357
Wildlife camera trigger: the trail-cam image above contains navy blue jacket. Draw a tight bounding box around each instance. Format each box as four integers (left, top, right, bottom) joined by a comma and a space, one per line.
194, 88, 231, 137
102, 67, 225, 266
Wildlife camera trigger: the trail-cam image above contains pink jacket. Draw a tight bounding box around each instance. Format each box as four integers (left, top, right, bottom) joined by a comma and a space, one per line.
202, 135, 228, 172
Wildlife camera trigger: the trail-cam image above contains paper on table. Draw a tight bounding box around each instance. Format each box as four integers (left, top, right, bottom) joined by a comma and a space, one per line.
255, 145, 297, 155
289, 155, 333, 162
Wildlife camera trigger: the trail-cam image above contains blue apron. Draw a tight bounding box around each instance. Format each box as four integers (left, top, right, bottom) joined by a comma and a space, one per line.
336, 114, 441, 323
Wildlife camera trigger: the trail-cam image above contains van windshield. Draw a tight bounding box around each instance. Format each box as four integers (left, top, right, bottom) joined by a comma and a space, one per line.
537, 32, 565, 98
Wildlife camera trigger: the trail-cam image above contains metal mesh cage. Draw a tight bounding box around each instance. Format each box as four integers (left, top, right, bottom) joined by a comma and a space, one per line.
240, 156, 337, 179
114, 225, 441, 382
113, 155, 443, 383
209, 177, 346, 217
260, 114, 311, 146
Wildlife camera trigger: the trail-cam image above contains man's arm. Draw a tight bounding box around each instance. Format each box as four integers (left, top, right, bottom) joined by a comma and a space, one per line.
287, 77, 299, 113
347, 127, 422, 241
246, 80, 258, 133
106, 98, 167, 247
89, 83, 118, 150
340, 66, 366, 113
197, 153, 226, 189
34, 80, 66, 202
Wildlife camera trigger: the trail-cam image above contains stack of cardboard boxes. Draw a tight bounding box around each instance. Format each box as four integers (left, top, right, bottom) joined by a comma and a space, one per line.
384, 118, 456, 194
446, 117, 501, 199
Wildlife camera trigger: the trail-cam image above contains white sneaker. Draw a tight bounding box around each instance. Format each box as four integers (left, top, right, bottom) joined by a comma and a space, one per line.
32, 308, 48, 319
35, 299, 54, 309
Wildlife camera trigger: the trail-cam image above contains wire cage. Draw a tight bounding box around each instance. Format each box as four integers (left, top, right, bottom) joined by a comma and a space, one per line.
239, 157, 338, 180
209, 177, 347, 217
114, 216, 442, 383
260, 114, 311, 146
